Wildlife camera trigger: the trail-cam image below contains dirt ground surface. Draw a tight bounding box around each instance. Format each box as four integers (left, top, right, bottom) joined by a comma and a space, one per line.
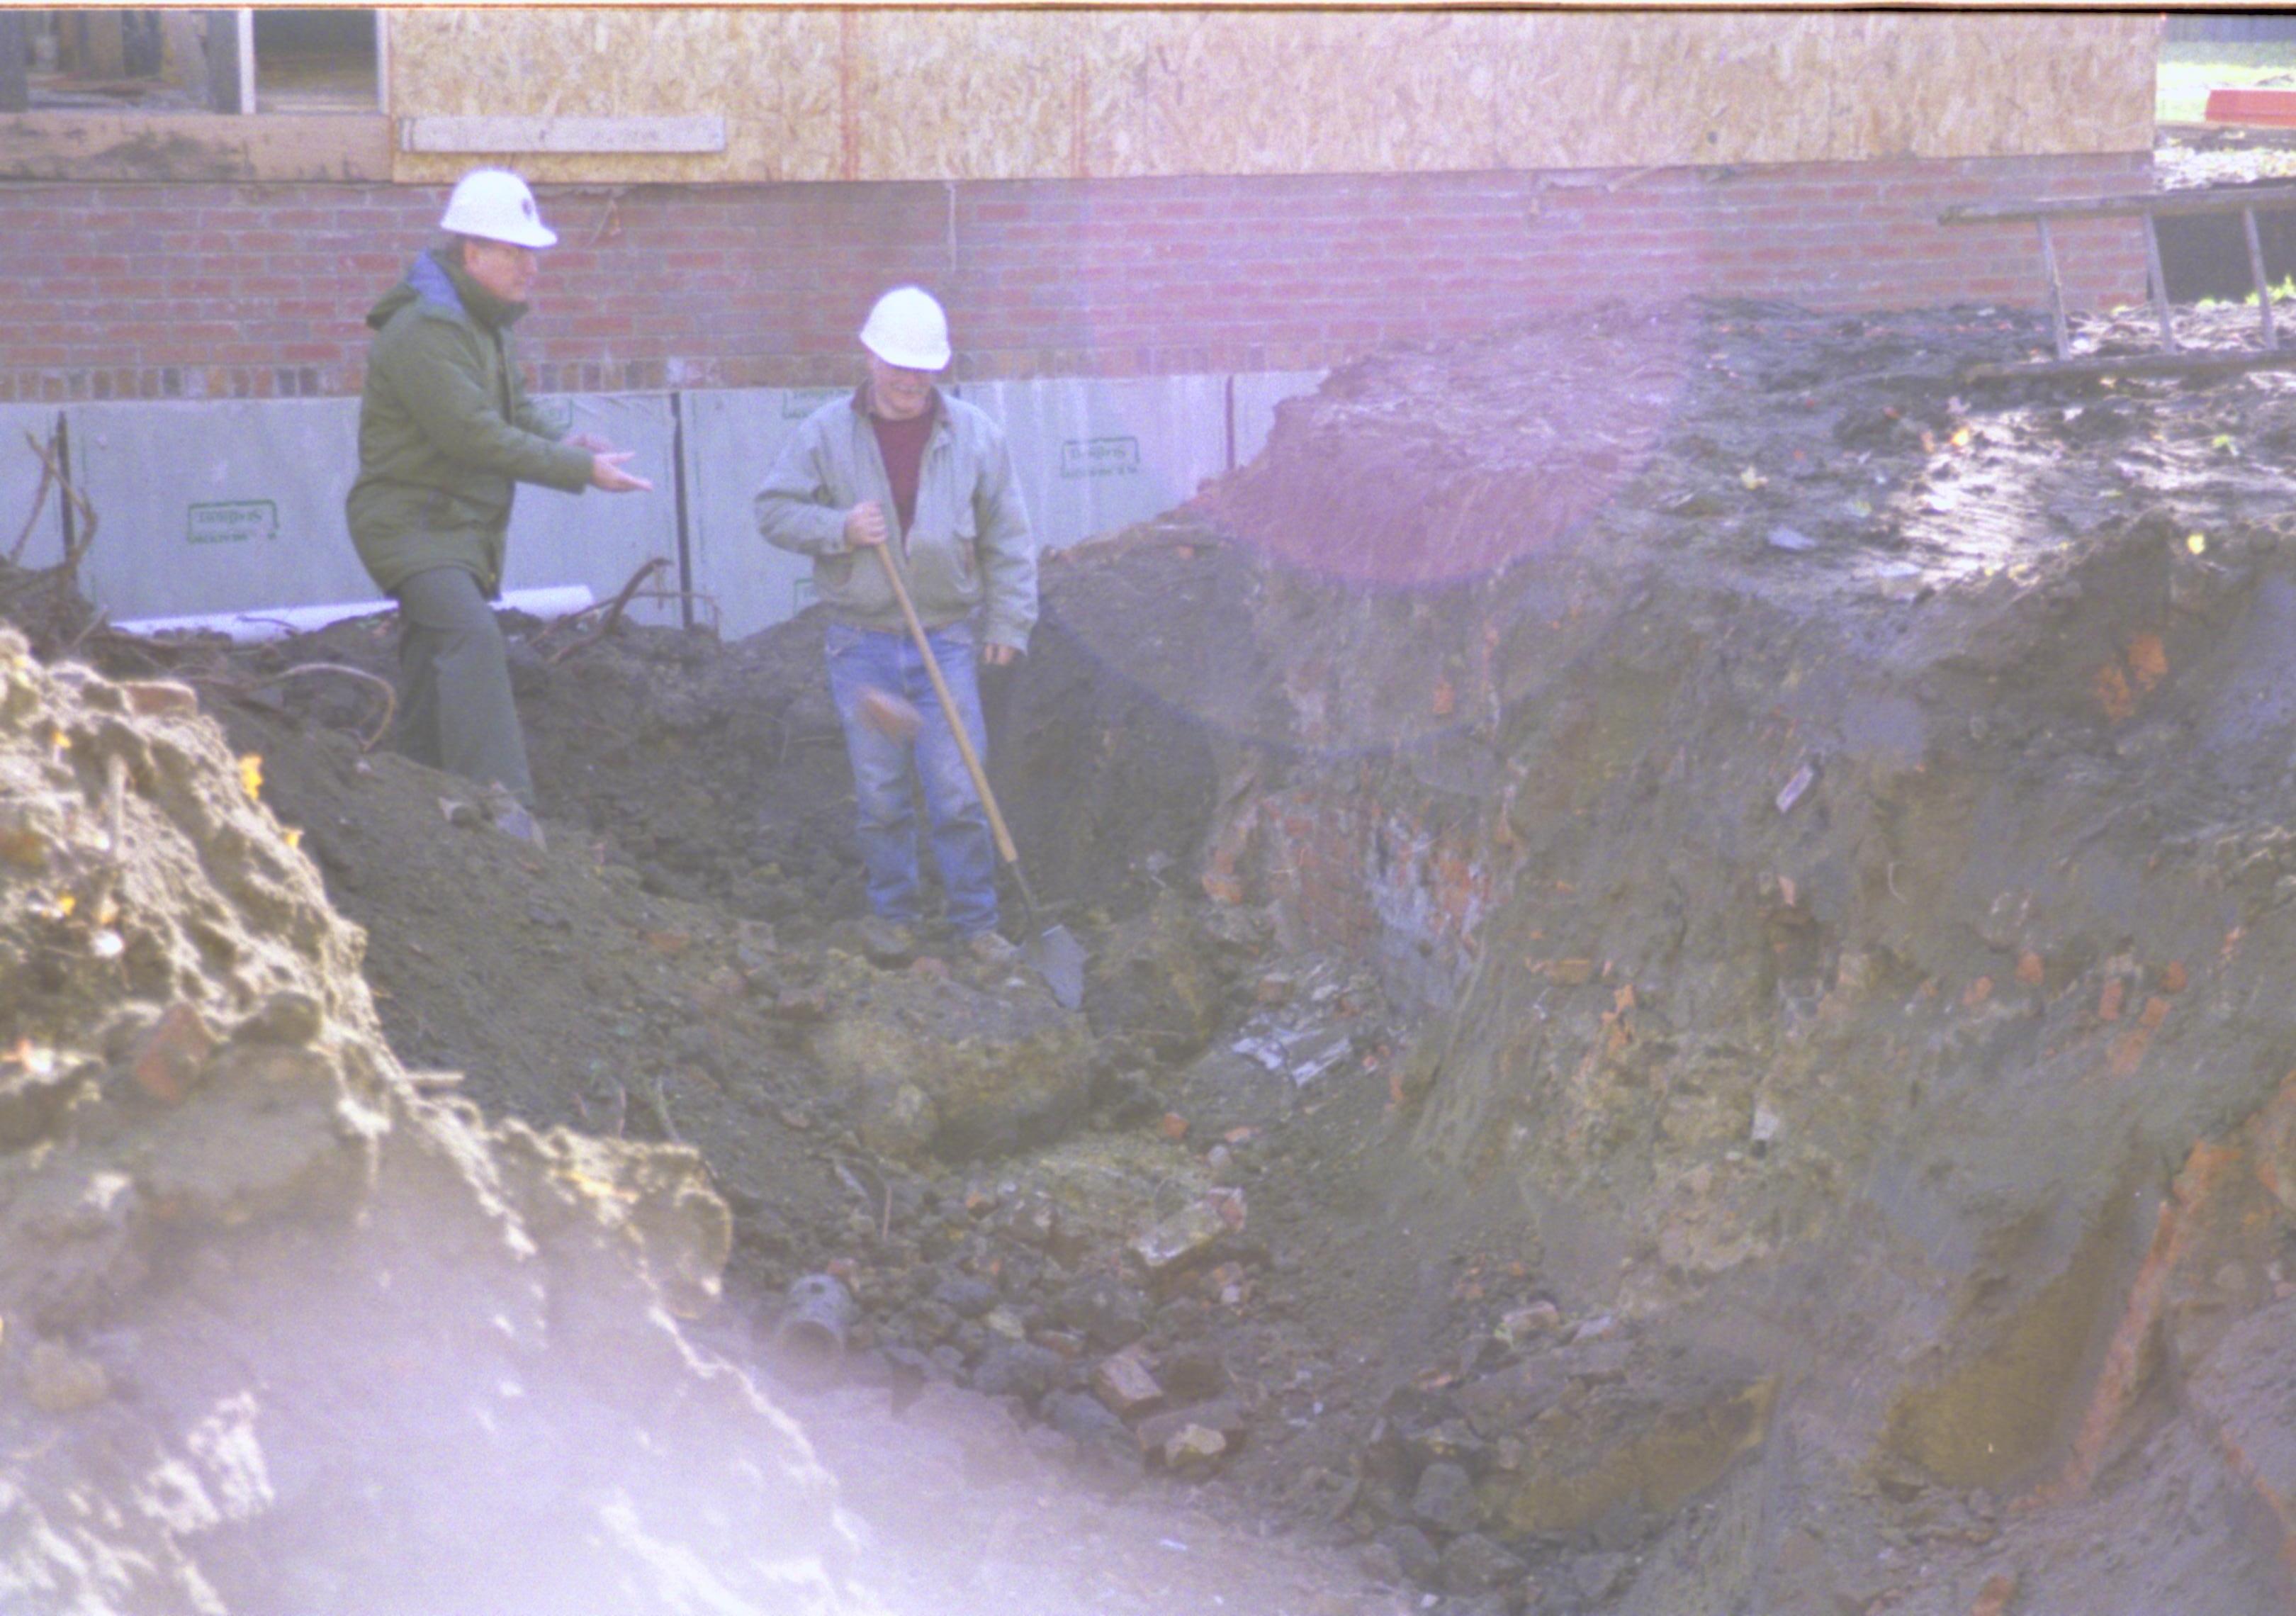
13, 276, 2296, 1615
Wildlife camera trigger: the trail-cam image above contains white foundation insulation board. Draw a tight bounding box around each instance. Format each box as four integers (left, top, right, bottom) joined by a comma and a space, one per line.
0, 406, 64, 569
680, 386, 847, 642
64, 398, 375, 621
500, 391, 684, 629
63, 394, 679, 629
1231, 370, 1329, 469
47, 371, 1326, 641
960, 374, 1229, 553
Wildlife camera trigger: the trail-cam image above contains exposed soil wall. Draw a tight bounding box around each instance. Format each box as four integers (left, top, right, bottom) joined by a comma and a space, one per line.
1155, 298, 2296, 1612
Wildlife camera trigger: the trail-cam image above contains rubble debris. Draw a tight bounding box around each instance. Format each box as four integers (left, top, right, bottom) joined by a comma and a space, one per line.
1093, 1351, 1166, 1417
1158, 1422, 1227, 1469
1130, 1201, 1227, 1274
1774, 755, 1820, 815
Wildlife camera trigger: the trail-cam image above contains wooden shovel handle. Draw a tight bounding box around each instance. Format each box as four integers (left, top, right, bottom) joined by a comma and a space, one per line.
870, 544, 1022, 868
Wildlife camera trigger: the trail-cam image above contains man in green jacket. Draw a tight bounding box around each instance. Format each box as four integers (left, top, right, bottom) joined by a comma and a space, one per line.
755, 286, 1035, 965
346, 167, 652, 816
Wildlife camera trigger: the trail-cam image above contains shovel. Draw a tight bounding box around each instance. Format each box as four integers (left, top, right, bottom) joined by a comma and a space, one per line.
869, 544, 1087, 1009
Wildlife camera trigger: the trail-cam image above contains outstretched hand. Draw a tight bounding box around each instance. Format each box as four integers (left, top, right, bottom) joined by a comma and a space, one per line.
590, 450, 653, 493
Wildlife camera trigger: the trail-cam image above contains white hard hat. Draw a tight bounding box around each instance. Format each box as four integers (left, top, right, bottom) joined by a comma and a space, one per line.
439, 168, 558, 249
859, 286, 952, 371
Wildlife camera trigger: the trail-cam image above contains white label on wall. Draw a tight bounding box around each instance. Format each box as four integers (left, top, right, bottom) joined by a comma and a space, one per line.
1060, 437, 1142, 478
186, 500, 278, 545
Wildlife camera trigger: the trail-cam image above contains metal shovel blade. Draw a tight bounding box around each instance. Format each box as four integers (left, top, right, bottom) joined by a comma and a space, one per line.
1028, 924, 1088, 1011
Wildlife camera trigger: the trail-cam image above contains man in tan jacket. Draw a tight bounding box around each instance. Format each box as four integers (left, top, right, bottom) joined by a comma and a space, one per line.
755, 286, 1035, 964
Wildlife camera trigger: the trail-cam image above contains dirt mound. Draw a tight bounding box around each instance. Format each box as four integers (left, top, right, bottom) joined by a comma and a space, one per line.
0, 629, 880, 1614
1200, 305, 1696, 590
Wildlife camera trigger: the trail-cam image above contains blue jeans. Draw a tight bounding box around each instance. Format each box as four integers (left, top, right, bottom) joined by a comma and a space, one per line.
825, 619, 1000, 936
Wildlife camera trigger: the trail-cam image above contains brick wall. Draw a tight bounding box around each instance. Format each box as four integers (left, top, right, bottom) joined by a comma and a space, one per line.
1205, 783, 1497, 1002
0, 151, 2149, 404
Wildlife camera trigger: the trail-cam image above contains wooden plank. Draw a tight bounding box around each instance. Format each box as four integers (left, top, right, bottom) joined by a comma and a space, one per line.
2246, 207, 2279, 350
373, 9, 389, 113
0, 14, 26, 116
201, 9, 241, 115
2205, 86, 2296, 128
1944, 184, 2296, 225
74, 13, 126, 79
233, 9, 254, 117
2037, 218, 2070, 361
1962, 348, 2296, 383
0, 112, 390, 182
2144, 213, 2179, 353
399, 115, 726, 155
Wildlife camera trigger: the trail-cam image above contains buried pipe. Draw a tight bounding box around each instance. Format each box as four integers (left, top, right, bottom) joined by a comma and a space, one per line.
765, 1273, 855, 1388
113, 585, 597, 645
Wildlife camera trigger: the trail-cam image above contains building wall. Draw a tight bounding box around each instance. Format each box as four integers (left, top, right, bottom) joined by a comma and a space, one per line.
385, 10, 2157, 185
0, 10, 2157, 401
0, 151, 2150, 405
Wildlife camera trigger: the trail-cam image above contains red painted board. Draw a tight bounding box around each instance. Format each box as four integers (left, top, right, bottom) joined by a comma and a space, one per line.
2205, 87, 2296, 128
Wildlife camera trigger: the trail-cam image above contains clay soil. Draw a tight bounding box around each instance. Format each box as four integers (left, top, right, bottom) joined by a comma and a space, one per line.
16, 288, 2296, 1614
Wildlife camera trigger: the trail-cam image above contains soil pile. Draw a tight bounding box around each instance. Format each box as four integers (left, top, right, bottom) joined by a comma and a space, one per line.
0, 630, 881, 1615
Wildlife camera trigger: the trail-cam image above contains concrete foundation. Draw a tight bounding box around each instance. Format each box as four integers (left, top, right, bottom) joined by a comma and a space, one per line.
679, 386, 842, 642
960, 374, 1229, 555
64, 398, 372, 620
500, 392, 683, 629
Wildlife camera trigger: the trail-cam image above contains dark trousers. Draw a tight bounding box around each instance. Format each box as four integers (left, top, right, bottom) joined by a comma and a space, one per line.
392, 566, 534, 807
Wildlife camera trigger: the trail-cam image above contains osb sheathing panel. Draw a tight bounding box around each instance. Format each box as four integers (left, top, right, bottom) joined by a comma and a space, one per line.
387, 10, 2156, 186
388, 8, 841, 185
1081, 11, 1834, 176
847, 10, 1084, 181
1828, 13, 2158, 162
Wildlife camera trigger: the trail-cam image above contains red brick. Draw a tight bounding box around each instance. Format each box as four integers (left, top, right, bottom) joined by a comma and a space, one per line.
0, 153, 2152, 394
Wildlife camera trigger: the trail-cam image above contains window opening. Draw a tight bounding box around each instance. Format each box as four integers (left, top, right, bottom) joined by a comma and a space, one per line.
252, 9, 378, 115
3, 9, 380, 115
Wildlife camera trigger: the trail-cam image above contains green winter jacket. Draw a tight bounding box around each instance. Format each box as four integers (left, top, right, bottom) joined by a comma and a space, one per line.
345, 248, 593, 598
754, 388, 1036, 652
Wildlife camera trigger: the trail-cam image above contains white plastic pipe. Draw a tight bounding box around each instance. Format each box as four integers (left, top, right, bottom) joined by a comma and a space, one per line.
114, 585, 597, 645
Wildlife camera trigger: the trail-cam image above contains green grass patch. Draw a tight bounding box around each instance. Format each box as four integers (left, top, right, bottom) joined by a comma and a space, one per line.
2160, 41, 2296, 124
2197, 276, 2296, 311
